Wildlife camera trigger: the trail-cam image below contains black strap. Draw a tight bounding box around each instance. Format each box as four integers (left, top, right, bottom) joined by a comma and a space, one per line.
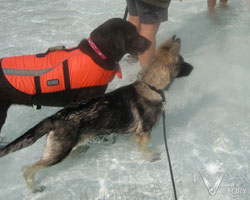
63, 60, 70, 90
34, 60, 70, 94
36, 105, 41, 110
123, 6, 128, 20
162, 109, 178, 200
34, 76, 41, 94
143, 81, 177, 199
34, 76, 42, 109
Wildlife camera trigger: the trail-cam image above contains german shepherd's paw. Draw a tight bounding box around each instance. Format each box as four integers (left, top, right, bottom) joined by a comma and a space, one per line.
32, 185, 46, 193
71, 145, 90, 157
22, 165, 46, 193
143, 151, 161, 162
90, 134, 117, 145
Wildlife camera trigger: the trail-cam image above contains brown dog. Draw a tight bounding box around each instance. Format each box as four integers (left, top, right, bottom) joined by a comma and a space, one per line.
0, 36, 193, 192
0, 18, 151, 133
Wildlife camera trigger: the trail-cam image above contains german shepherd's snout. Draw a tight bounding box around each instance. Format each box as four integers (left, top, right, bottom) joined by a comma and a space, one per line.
177, 55, 193, 77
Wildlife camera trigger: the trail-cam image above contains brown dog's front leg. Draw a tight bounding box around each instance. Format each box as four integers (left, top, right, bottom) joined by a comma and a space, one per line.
136, 131, 160, 162
0, 103, 10, 133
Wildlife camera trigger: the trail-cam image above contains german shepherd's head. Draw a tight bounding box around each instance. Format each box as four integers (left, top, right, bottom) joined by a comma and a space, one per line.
141, 36, 193, 90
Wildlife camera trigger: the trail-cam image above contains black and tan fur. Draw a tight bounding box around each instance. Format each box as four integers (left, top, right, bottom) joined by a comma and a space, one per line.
0, 36, 193, 192
0, 18, 151, 133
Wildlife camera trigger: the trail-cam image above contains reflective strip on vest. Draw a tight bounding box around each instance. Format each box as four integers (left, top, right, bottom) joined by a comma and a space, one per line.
3, 67, 54, 76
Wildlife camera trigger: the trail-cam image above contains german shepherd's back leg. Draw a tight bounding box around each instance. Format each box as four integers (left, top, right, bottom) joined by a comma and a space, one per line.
136, 131, 160, 162
23, 122, 79, 193
0, 102, 10, 133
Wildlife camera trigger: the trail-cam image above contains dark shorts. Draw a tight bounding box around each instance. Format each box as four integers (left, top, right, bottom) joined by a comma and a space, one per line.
126, 0, 168, 24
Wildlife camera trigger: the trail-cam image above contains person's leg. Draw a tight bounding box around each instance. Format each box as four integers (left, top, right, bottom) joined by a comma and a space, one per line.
128, 15, 141, 32
139, 23, 160, 68
126, 0, 141, 62
246, 0, 250, 8
126, 0, 141, 31
135, 1, 168, 68
208, 0, 217, 15
126, 15, 141, 62
208, 0, 217, 8
219, 0, 228, 8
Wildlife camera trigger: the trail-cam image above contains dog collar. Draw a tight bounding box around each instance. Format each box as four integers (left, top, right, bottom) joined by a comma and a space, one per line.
88, 37, 122, 79
87, 37, 107, 60
143, 81, 166, 103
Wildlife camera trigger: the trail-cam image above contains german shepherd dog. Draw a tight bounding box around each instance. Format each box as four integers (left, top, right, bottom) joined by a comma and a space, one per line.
0, 36, 193, 192
0, 18, 151, 133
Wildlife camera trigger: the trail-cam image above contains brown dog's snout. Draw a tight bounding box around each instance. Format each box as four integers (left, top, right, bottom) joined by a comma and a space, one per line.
128, 35, 152, 56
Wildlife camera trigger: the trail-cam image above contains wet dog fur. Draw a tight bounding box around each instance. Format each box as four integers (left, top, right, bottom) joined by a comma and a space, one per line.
0, 18, 151, 133
0, 36, 193, 192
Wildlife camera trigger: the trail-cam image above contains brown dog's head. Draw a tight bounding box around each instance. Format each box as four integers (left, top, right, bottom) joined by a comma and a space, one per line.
142, 36, 193, 90
90, 18, 151, 62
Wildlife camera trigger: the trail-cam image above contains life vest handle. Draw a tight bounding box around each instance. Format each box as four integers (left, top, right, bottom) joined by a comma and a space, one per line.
36, 45, 67, 58
46, 46, 66, 54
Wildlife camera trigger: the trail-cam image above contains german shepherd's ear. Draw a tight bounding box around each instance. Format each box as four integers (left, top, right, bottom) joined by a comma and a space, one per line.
169, 38, 181, 57
158, 35, 176, 50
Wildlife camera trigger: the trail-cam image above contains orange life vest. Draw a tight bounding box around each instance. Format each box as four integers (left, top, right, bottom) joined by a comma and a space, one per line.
0, 47, 122, 95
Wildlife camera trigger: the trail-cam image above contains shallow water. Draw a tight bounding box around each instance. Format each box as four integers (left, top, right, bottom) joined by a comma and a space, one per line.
0, 0, 250, 199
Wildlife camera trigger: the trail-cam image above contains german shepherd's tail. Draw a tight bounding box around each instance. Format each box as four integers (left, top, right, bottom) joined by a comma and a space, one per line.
0, 118, 53, 158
